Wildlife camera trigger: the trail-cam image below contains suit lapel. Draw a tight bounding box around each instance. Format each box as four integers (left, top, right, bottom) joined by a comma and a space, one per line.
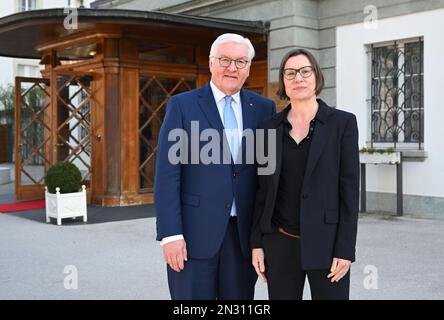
197, 83, 231, 163
302, 102, 331, 188
271, 123, 283, 193
236, 89, 255, 167
197, 83, 224, 133
270, 106, 288, 194
268, 101, 331, 195
240, 89, 255, 132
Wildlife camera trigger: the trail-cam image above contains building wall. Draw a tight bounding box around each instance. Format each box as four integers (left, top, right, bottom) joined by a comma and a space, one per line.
0, 61, 13, 87
94, 0, 444, 216
96, 0, 444, 108
336, 8, 444, 215
93, 0, 184, 10
160, 0, 444, 216
177, 0, 444, 107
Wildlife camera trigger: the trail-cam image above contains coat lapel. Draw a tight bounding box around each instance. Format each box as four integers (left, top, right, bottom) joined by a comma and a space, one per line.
268, 101, 331, 195
302, 101, 331, 188
270, 106, 288, 194
240, 89, 255, 132
271, 123, 283, 193
197, 83, 231, 163
197, 83, 224, 133
236, 89, 255, 167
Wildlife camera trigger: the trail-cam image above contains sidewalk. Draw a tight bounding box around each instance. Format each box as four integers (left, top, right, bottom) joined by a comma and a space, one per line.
1, 207, 444, 299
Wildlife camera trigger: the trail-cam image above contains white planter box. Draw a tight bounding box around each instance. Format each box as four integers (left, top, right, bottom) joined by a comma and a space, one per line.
359, 152, 401, 164
45, 185, 87, 225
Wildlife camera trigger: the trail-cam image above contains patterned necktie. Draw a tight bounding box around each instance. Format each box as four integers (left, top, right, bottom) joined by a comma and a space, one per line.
223, 96, 239, 162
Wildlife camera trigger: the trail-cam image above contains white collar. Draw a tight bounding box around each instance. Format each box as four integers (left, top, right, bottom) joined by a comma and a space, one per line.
210, 81, 241, 105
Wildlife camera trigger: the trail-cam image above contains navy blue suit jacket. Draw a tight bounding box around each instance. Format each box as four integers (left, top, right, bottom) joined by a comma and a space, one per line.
155, 82, 276, 259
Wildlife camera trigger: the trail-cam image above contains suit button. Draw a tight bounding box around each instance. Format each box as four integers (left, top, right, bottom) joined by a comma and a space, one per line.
226, 203, 232, 209
302, 194, 309, 200
232, 172, 237, 178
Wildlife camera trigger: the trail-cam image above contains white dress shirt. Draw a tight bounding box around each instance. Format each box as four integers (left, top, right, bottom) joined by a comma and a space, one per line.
210, 81, 243, 139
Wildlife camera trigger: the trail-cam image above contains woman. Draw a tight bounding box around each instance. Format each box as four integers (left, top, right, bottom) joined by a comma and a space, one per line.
250, 49, 359, 300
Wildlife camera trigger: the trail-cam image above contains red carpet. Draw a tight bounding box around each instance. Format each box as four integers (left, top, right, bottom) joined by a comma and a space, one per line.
0, 199, 45, 213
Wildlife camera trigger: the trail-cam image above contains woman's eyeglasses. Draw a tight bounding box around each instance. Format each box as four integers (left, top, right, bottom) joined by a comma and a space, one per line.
282, 66, 314, 80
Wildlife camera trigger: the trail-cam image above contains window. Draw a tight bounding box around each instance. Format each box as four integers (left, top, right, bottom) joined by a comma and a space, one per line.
16, 64, 39, 78
370, 38, 424, 149
17, 64, 26, 76
18, 0, 36, 12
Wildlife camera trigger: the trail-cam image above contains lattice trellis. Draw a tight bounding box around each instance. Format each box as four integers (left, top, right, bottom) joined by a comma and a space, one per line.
18, 80, 51, 185
55, 75, 92, 184
138, 76, 195, 191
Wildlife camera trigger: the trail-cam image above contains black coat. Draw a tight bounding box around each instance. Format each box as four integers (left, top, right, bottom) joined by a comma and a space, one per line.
250, 99, 360, 270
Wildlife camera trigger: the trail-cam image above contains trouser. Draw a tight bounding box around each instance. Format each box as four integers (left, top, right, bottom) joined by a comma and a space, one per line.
262, 231, 350, 300
167, 217, 257, 300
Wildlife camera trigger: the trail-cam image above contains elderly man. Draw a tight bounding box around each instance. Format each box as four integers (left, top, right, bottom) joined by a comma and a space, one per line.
154, 33, 276, 300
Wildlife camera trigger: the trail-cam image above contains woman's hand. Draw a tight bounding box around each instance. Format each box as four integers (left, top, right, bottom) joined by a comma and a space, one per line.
252, 248, 267, 283
327, 257, 351, 282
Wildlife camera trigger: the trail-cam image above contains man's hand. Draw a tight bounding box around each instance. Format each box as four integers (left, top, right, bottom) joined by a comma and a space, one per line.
252, 248, 267, 283
163, 239, 187, 272
327, 257, 351, 282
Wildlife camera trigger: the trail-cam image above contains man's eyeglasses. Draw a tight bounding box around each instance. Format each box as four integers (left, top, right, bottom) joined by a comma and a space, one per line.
213, 57, 249, 69
282, 66, 314, 80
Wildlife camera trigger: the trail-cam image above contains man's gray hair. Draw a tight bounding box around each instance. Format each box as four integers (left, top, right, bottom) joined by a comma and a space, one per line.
209, 33, 255, 61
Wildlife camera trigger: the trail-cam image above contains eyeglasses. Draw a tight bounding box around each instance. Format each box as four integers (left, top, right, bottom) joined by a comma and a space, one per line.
213, 56, 249, 69
282, 66, 314, 80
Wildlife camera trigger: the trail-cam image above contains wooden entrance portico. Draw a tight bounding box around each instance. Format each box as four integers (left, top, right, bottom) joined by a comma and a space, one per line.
0, 9, 269, 206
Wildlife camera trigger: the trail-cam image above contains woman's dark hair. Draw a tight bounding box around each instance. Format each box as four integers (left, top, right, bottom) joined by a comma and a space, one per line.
277, 48, 325, 100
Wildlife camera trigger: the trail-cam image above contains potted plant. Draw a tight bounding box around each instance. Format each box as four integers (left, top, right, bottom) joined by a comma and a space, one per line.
44, 161, 87, 225
359, 147, 401, 164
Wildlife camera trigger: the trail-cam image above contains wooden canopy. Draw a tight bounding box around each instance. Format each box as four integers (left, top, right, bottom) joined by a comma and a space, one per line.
0, 8, 268, 59
0, 8, 269, 206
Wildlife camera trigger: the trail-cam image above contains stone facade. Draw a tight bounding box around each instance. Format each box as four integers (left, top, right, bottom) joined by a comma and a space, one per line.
91, 0, 444, 217
92, 0, 444, 108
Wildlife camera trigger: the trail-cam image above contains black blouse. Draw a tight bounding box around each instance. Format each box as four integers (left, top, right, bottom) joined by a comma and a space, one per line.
272, 107, 318, 235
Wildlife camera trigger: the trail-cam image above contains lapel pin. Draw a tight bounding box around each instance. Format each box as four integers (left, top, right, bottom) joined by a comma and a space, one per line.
249, 103, 253, 107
